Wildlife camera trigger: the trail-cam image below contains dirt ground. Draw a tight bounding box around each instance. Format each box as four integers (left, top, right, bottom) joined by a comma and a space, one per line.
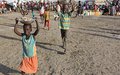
0, 12, 120, 75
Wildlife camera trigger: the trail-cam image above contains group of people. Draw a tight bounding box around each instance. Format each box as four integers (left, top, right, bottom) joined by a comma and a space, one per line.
1, 0, 119, 75
75, 0, 120, 16
14, 0, 74, 75
19, 1, 51, 30
104, 0, 120, 16
0, 0, 7, 14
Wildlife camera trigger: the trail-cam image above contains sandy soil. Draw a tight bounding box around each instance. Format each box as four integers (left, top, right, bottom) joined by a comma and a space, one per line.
0, 12, 120, 75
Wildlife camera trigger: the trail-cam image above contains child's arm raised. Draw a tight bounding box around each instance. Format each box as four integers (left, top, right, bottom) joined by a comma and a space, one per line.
33, 18, 39, 36
14, 18, 22, 36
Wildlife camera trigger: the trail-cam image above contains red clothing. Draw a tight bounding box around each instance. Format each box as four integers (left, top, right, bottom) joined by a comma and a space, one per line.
44, 20, 50, 30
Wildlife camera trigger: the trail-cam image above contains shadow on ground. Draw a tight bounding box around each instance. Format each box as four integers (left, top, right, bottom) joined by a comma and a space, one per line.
0, 34, 64, 55
0, 64, 20, 75
71, 26, 120, 40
